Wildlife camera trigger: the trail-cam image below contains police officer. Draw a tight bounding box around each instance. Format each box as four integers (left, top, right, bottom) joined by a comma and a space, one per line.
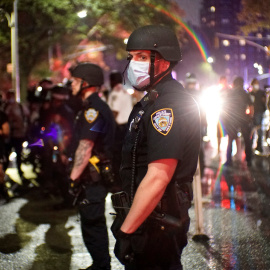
250, 78, 266, 152
225, 77, 253, 167
112, 25, 200, 269
69, 63, 115, 270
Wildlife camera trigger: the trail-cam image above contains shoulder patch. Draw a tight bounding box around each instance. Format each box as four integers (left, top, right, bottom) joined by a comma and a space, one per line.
84, 108, 99, 123
151, 108, 174, 136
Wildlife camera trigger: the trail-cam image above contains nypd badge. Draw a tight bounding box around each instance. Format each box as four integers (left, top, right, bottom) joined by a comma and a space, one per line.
151, 108, 174, 136
84, 108, 99, 123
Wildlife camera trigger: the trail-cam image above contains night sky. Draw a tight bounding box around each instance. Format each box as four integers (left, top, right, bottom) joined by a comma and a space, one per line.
176, 0, 202, 26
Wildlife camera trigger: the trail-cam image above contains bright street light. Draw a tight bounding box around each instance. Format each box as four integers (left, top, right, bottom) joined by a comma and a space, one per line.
207, 57, 214, 63
77, 10, 87, 18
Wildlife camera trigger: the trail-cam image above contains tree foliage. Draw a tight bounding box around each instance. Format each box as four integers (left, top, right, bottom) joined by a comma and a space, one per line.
238, 0, 270, 34
0, 0, 185, 97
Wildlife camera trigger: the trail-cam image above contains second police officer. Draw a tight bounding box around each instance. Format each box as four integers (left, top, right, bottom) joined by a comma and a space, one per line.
112, 25, 201, 269
69, 63, 115, 270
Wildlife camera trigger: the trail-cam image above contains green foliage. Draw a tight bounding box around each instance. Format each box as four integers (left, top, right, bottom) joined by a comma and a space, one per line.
0, 0, 183, 95
238, 0, 270, 34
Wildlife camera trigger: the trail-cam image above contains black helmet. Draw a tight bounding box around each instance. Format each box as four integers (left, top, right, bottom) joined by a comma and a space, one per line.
185, 73, 197, 84
126, 25, 181, 62
70, 62, 104, 86
110, 70, 123, 88
51, 84, 70, 100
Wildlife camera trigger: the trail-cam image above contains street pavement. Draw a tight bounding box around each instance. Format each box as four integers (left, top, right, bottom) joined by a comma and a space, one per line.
1, 140, 270, 270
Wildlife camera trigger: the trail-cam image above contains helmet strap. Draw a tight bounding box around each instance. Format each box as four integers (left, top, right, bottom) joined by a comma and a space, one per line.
150, 51, 156, 86
77, 80, 91, 96
122, 60, 131, 85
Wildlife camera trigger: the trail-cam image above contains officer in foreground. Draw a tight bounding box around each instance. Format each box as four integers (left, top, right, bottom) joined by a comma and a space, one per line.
112, 25, 200, 269
69, 63, 115, 270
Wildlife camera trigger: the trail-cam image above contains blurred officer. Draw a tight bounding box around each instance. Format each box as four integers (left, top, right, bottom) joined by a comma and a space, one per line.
112, 25, 200, 269
225, 77, 253, 167
4, 90, 29, 179
0, 96, 10, 201
48, 85, 75, 209
108, 71, 133, 126
69, 63, 115, 270
250, 78, 266, 152
185, 73, 198, 96
185, 73, 206, 176
107, 71, 133, 192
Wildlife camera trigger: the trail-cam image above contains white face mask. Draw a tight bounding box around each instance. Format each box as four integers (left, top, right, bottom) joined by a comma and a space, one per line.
127, 60, 150, 90
253, 84, 259, 90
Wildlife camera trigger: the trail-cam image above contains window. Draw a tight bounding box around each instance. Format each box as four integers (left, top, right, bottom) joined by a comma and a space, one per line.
240, 54, 246, 60
221, 18, 230, 24
222, 40, 230, 46
224, 54, 230, 60
210, 6, 216, 12
239, 39, 246, 46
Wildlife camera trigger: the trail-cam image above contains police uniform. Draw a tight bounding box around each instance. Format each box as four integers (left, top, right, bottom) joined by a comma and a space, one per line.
74, 92, 115, 270
226, 85, 253, 165
120, 74, 200, 269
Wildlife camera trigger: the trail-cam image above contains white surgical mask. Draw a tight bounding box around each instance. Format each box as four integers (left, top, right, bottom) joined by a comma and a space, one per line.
127, 60, 150, 90
253, 84, 259, 90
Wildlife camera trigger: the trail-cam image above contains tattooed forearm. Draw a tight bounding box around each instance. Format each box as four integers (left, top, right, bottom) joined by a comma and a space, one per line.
74, 140, 93, 168
70, 139, 94, 180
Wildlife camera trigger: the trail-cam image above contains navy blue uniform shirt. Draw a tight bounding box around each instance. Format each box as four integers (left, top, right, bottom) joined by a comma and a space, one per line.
120, 75, 200, 199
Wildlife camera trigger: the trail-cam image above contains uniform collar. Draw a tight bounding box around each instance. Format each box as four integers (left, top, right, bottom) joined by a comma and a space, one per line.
155, 73, 174, 95
136, 74, 174, 108
83, 92, 99, 107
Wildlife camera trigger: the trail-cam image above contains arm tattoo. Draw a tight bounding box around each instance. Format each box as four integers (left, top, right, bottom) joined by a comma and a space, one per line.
73, 140, 93, 168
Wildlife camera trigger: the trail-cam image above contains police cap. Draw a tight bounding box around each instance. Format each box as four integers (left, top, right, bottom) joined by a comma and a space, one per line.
126, 25, 181, 62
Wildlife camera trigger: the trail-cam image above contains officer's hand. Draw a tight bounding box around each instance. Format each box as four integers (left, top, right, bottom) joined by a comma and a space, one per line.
114, 230, 134, 265
68, 178, 81, 197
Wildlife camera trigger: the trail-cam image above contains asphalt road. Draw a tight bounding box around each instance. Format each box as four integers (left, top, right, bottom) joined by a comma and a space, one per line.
1, 140, 270, 270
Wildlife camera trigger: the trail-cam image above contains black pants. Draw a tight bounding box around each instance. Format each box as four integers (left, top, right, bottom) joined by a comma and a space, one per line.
253, 113, 263, 150
9, 137, 25, 177
79, 181, 110, 269
125, 221, 189, 270
226, 121, 252, 163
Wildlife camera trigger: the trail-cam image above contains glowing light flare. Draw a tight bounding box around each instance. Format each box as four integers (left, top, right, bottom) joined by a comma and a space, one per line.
77, 10, 87, 18
37, 86, 42, 92
207, 57, 214, 63
29, 139, 44, 147
200, 85, 223, 143
22, 141, 28, 148
124, 38, 128, 44
9, 152, 17, 161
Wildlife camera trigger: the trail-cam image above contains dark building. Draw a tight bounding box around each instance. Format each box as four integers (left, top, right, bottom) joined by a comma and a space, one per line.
200, 0, 270, 86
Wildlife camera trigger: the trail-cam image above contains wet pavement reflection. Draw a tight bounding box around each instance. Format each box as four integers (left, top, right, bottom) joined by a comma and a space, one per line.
186, 139, 270, 270
1, 138, 270, 269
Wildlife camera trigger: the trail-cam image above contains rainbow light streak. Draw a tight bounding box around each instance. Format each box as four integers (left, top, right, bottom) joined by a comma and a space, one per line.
147, 4, 209, 62
217, 121, 226, 138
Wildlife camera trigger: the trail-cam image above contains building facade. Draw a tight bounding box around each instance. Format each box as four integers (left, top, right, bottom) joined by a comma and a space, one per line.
200, 0, 270, 86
